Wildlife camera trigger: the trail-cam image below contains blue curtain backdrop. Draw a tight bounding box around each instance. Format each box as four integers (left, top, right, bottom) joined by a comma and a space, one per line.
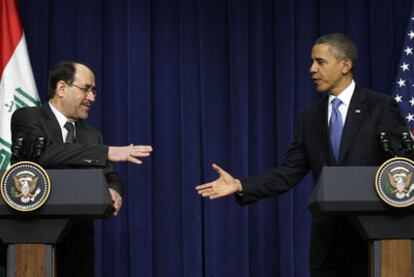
15, 0, 413, 276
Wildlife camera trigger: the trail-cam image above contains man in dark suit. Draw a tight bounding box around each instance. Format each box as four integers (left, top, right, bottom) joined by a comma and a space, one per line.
196, 33, 407, 276
10, 61, 152, 276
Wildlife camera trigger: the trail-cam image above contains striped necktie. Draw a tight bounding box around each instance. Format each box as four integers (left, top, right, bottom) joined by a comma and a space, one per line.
64, 121, 75, 143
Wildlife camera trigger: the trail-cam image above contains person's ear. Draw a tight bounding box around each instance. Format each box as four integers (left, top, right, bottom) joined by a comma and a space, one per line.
56, 81, 68, 98
342, 59, 353, 74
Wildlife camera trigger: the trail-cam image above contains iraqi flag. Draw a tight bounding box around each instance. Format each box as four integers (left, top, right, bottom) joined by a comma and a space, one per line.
0, 0, 40, 170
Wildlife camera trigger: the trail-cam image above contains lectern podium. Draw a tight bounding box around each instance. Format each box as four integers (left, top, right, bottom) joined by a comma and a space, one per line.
308, 166, 414, 277
0, 169, 112, 277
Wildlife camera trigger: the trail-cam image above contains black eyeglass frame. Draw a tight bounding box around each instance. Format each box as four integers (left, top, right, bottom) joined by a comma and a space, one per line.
67, 82, 97, 97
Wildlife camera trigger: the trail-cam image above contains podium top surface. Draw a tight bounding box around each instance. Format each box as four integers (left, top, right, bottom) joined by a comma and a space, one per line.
308, 166, 414, 215
0, 169, 112, 218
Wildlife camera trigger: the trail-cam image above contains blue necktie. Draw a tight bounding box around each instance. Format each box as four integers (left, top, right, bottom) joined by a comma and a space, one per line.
329, 98, 343, 161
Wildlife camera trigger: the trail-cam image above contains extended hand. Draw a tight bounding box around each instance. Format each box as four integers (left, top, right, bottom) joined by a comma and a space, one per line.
195, 163, 242, 199
108, 144, 152, 164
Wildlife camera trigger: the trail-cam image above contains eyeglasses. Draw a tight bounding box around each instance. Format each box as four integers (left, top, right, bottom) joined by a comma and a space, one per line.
70, 83, 97, 97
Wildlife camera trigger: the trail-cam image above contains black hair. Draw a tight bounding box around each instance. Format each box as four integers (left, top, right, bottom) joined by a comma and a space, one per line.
315, 33, 358, 72
47, 61, 78, 99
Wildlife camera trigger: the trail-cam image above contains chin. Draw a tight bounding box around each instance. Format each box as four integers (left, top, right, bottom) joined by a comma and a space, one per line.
314, 86, 325, 92
79, 113, 89, 120
315, 85, 330, 93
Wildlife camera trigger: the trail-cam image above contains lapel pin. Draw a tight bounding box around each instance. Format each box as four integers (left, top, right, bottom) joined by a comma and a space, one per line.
355, 109, 361, 113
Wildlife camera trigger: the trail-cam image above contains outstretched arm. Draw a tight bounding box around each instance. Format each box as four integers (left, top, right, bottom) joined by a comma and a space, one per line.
195, 163, 243, 199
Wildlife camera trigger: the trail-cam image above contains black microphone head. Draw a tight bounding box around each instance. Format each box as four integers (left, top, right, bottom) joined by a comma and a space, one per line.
11, 137, 25, 163
36, 136, 46, 145
31, 136, 47, 161
379, 131, 388, 140
401, 132, 410, 141
379, 131, 395, 158
401, 131, 414, 153
15, 137, 24, 144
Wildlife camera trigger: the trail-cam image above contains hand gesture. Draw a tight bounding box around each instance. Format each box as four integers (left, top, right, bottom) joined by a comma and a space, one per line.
108, 144, 152, 164
195, 163, 242, 199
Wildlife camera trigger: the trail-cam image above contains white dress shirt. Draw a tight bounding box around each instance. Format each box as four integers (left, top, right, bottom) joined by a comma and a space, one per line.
328, 80, 355, 126
49, 102, 76, 142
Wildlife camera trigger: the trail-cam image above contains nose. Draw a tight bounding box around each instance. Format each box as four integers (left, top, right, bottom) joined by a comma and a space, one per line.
86, 91, 96, 102
309, 61, 317, 74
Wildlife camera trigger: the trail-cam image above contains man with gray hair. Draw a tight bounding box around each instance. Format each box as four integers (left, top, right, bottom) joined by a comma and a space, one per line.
196, 33, 407, 276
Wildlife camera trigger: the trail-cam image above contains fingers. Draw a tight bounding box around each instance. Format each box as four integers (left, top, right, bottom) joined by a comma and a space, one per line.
196, 186, 225, 200
109, 188, 122, 216
109, 144, 153, 164
129, 145, 153, 154
195, 182, 214, 197
195, 164, 235, 200
195, 182, 213, 191
212, 163, 226, 176
136, 145, 153, 152
127, 155, 143, 164
113, 197, 122, 215
195, 181, 224, 199
128, 151, 151, 158
197, 187, 217, 198
127, 146, 153, 164
127, 145, 153, 160
209, 194, 224, 200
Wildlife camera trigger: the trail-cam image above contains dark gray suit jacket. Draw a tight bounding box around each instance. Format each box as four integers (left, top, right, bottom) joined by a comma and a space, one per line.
237, 87, 407, 274
9, 103, 124, 276
10, 103, 124, 194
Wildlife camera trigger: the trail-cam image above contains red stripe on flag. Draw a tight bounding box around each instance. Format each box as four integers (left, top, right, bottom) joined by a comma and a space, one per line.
0, 0, 23, 79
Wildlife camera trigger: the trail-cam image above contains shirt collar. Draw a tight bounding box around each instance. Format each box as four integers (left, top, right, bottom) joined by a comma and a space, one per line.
48, 102, 75, 129
328, 79, 355, 107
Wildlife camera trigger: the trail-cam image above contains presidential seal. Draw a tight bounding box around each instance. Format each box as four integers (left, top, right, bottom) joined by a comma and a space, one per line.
1, 161, 51, 212
375, 157, 414, 208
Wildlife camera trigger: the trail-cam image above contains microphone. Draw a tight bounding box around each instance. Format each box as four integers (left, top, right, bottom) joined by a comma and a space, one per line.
31, 136, 46, 161
379, 132, 395, 158
400, 132, 414, 158
11, 137, 24, 164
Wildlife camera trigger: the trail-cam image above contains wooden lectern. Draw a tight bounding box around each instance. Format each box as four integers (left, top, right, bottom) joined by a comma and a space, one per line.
0, 169, 112, 277
308, 166, 414, 277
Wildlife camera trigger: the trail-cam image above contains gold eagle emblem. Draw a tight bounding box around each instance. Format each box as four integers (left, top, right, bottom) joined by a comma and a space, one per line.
387, 167, 414, 199
12, 171, 41, 203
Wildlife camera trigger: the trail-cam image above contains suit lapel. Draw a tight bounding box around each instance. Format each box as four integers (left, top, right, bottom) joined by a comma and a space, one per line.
338, 88, 366, 163
42, 103, 64, 143
75, 122, 91, 143
314, 95, 336, 165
